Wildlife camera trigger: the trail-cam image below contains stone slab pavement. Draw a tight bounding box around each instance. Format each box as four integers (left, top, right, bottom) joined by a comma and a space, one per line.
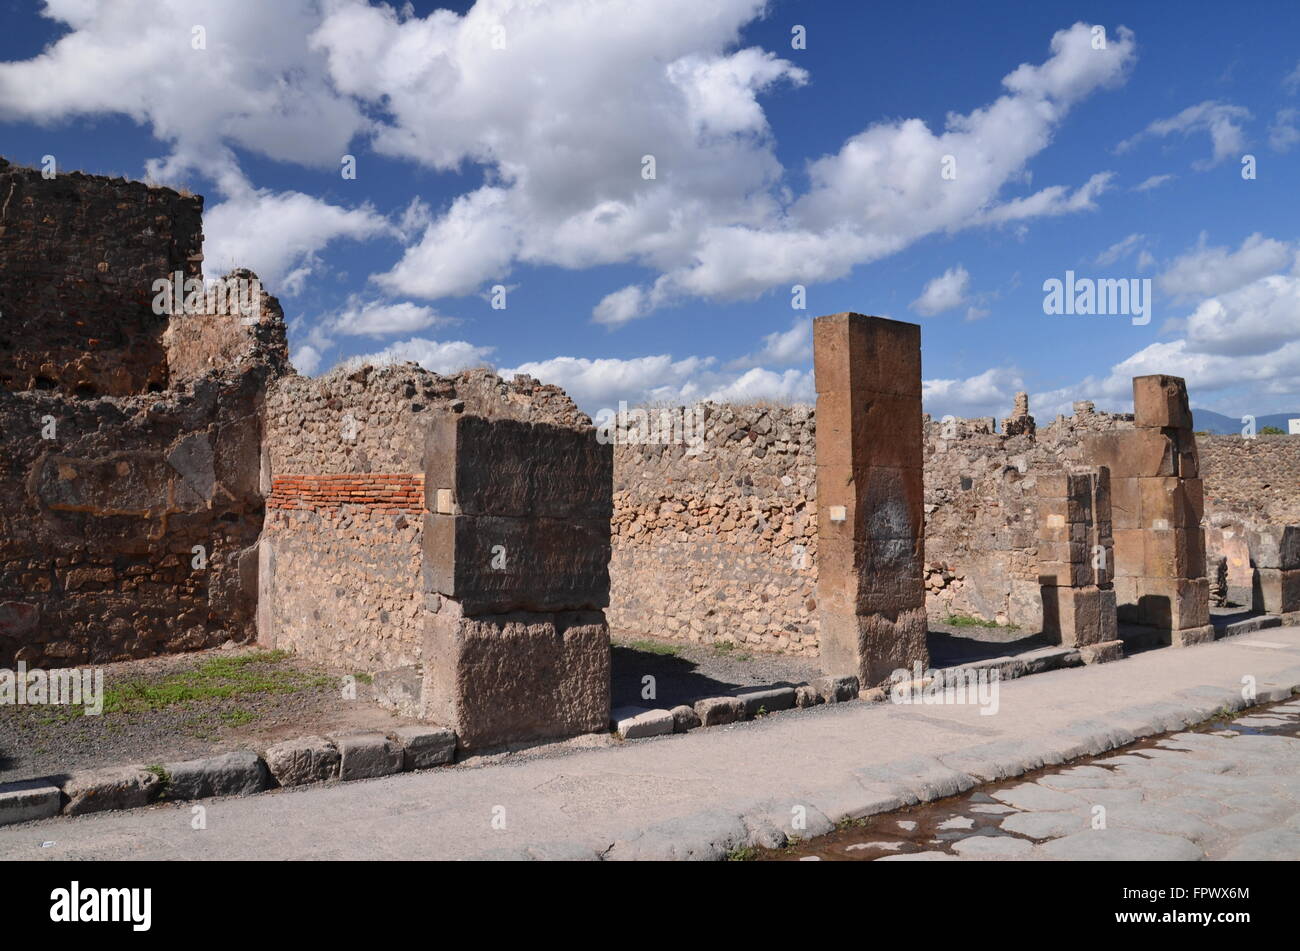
3, 626, 1300, 861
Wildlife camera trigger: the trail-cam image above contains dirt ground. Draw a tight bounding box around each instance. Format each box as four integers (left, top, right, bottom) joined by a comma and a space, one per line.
0, 645, 418, 783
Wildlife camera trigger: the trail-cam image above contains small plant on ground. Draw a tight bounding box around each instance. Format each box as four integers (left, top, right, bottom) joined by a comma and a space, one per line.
624, 639, 680, 656
943, 613, 1018, 630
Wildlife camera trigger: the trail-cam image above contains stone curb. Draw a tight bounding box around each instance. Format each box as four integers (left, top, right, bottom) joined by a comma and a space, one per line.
0, 725, 460, 827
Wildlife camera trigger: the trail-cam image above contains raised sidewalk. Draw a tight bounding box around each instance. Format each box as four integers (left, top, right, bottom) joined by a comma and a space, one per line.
2, 626, 1298, 861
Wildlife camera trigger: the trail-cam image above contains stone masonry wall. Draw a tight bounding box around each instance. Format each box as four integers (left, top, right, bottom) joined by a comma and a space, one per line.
1199, 434, 1300, 528
608, 403, 818, 655
259, 364, 588, 671
0, 374, 265, 666
0, 157, 204, 397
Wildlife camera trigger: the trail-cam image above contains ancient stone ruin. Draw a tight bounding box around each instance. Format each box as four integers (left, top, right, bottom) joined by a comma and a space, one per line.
2, 158, 1298, 753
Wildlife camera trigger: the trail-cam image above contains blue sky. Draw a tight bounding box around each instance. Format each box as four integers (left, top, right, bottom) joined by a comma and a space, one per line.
2, 0, 1298, 420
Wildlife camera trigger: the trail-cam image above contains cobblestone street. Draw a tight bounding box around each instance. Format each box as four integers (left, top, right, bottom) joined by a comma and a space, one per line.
777, 698, 1300, 861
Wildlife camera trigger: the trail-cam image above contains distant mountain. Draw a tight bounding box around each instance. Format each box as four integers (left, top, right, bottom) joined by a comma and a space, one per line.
1191, 408, 1300, 435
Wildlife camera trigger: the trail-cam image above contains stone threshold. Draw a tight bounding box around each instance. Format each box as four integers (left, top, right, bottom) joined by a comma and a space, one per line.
0, 725, 457, 828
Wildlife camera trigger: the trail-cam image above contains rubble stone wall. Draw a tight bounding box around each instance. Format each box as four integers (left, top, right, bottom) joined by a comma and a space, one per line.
0, 158, 204, 397
608, 403, 819, 655
1199, 434, 1300, 528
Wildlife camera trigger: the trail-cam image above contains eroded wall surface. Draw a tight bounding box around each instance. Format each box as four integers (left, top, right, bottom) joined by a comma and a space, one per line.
0, 375, 265, 665
0, 158, 203, 397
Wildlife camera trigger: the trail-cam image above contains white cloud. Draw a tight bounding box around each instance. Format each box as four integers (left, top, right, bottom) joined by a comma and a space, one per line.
912, 265, 971, 316
203, 184, 393, 294
1094, 233, 1145, 267
341, 337, 496, 375
292, 344, 323, 376
329, 298, 453, 338
1133, 173, 1174, 191
503, 354, 717, 410
1157, 232, 1296, 303
0, 0, 368, 185
923, 368, 1025, 419
1033, 249, 1300, 417
728, 318, 812, 369
1116, 100, 1251, 168
1269, 108, 1300, 153
1285, 60, 1300, 94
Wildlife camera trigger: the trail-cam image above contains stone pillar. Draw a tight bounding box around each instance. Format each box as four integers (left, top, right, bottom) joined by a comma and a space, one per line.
1247, 526, 1300, 614
1002, 391, 1036, 437
420, 414, 612, 749
813, 313, 927, 687
1087, 375, 1212, 646
1037, 467, 1120, 654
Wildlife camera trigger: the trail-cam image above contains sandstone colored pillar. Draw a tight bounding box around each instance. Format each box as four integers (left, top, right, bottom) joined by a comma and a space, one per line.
1037, 467, 1120, 652
1087, 375, 1212, 646
420, 414, 612, 749
1248, 526, 1300, 614
813, 313, 927, 687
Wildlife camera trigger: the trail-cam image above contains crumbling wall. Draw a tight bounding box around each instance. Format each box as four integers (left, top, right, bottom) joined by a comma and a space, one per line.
0, 158, 203, 397
259, 364, 588, 671
608, 403, 818, 655
0, 375, 265, 666
1199, 435, 1300, 528
923, 402, 1131, 629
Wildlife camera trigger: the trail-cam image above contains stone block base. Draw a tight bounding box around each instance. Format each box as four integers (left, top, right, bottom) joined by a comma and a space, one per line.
421, 608, 610, 750
821, 606, 928, 689
1079, 639, 1125, 665
1041, 585, 1118, 647
1170, 623, 1216, 648
1253, 568, 1300, 615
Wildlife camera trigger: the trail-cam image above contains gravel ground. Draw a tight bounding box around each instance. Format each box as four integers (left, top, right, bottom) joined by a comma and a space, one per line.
0, 645, 417, 782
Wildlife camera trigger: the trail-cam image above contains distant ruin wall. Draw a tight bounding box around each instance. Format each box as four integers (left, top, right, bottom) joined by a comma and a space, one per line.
1199, 434, 1300, 528
0, 158, 204, 397
608, 403, 818, 655
258, 364, 589, 671
0, 375, 265, 666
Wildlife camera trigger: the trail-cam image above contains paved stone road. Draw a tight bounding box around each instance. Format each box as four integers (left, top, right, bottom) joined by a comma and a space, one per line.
777, 698, 1300, 860
2, 627, 1299, 860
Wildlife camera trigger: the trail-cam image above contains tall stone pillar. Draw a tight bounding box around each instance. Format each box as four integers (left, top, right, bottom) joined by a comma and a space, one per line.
1037, 467, 1120, 653
420, 414, 612, 749
813, 313, 927, 687
1247, 526, 1300, 614
1087, 375, 1213, 646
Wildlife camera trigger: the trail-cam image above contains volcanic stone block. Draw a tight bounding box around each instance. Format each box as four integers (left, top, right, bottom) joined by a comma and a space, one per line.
425, 413, 612, 519
164, 751, 271, 800
1139, 477, 1203, 529
62, 765, 162, 816
1144, 527, 1207, 579
820, 606, 928, 689
1087, 431, 1180, 480
1247, 526, 1300, 571
1136, 577, 1209, 631
264, 735, 340, 787
1041, 585, 1104, 647
1038, 561, 1094, 588
390, 725, 457, 769
423, 512, 610, 614
1253, 568, 1300, 614
1133, 374, 1194, 430
0, 778, 62, 826
421, 609, 610, 750
814, 313, 927, 687
334, 733, 404, 780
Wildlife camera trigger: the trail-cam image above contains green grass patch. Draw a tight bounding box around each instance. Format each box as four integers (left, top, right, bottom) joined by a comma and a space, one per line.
943, 613, 1018, 630
97, 651, 332, 715
219, 709, 258, 727
727, 845, 759, 862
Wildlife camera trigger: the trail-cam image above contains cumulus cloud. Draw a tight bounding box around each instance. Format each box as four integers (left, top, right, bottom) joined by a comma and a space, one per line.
328, 298, 454, 338
1157, 232, 1296, 303
1033, 246, 1300, 416
1116, 100, 1251, 168
923, 368, 1026, 419
306, 11, 1136, 321
203, 184, 393, 294
912, 266, 971, 316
